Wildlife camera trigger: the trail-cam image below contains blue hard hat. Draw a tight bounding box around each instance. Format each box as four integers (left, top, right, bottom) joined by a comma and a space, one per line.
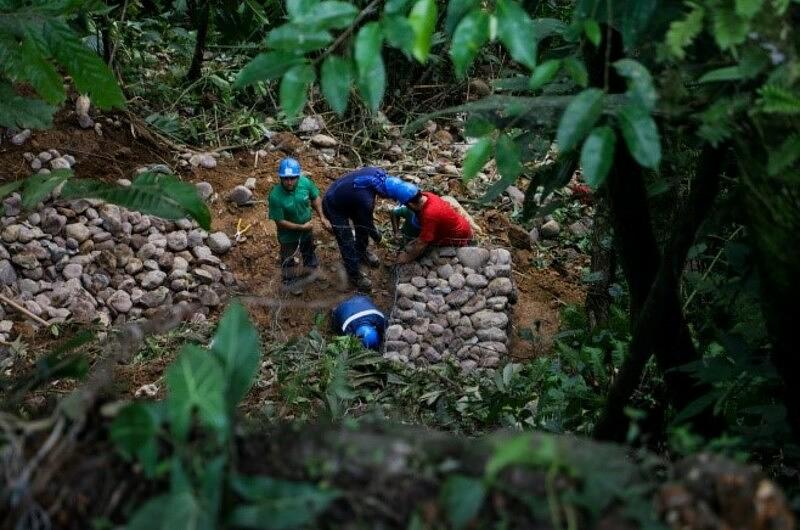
355, 324, 380, 349
278, 157, 301, 178
384, 177, 419, 204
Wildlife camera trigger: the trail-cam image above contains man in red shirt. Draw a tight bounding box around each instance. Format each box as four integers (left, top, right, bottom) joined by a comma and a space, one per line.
396, 191, 473, 264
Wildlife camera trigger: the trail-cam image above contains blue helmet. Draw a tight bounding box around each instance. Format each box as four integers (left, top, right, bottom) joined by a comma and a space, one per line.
384, 177, 419, 204
355, 324, 380, 349
278, 157, 301, 178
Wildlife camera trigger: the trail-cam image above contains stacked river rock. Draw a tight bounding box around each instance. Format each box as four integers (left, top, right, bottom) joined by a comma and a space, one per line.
384, 246, 516, 372
0, 184, 233, 344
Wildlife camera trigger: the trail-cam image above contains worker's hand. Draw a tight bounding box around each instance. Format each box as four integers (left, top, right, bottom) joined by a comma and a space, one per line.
321, 218, 333, 233
302, 221, 314, 231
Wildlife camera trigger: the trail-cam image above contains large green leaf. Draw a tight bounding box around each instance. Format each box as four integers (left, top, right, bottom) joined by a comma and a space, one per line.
619, 0, 656, 49
556, 88, 604, 152
450, 9, 489, 79
280, 63, 315, 119
267, 24, 333, 52
495, 0, 538, 70
229, 475, 339, 529
294, 1, 358, 29
167, 345, 227, 441
385, 0, 415, 15
0, 81, 55, 129
580, 126, 616, 190
445, 0, 479, 34
211, 302, 261, 408
462, 137, 493, 181
617, 103, 661, 169
495, 133, 522, 180
486, 435, 559, 480
408, 0, 437, 63
21, 169, 71, 209
735, 0, 763, 18
42, 20, 124, 109
287, 0, 319, 18
529, 59, 561, 91
321, 55, 353, 115
613, 59, 657, 111
9, 35, 65, 104
127, 492, 213, 530
382, 15, 414, 54
354, 22, 385, 111
61, 173, 211, 230
712, 6, 748, 50
110, 403, 157, 459
563, 56, 588, 88
0, 180, 23, 203
583, 19, 601, 46
235, 52, 303, 89
441, 475, 486, 529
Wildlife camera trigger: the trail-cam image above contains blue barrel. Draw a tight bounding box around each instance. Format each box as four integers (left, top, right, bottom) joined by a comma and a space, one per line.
332, 295, 386, 349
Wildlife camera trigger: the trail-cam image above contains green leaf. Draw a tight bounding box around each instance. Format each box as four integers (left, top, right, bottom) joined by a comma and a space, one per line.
712, 6, 748, 50
529, 59, 562, 91
584, 19, 601, 46
495, 0, 538, 69
617, 103, 661, 169
527, 62, 564, 94
665, 5, 704, 59
0, 180, 23, 203
321, 55, 353, 115
110, 403, 157, 459
201, 456, 226, 523
16, 35, 65, 104
383, 15, 414, 53
445, 0, 479, 34
287, 0, 319, 18
280, 63, 315, 119
758, 85, 800, 114
235, 52, 303, 89
698, 65, 744, 83
735, 0, 763, 18
0, 82, 55, 129
408, 0, 437, 63
767, 133, 800, 176
127, 492, 212, 530
21, 169, 71, 209
294, 1, 358, 29
42, 20, 124, 109
211, 302, 261, 408
580, 126, 616, 189
556, 88, 604, 152
450, 10, 489, 78
267, 24, 333, 52
354, 22, 386, 111
563, 56, 588, 88
62, 172, 211, 229
385, 0, 415, 15
441, 475, 486, 529
486, 435, 559, 480
464, 116, 495, 137
495, 133, 522, 180
531, 18, 567, 40
229, 475, 339, 529
462, 137, 493, 181
620, 0, 656, 49
613, 58, 657, 111
166, 345, 228, 441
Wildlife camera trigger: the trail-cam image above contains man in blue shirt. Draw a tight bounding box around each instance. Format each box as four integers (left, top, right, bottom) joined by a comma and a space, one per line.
323, 167, 418, 290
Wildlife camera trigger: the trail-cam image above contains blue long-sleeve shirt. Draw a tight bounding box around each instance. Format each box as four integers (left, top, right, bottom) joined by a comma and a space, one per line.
323, 167, 387, 240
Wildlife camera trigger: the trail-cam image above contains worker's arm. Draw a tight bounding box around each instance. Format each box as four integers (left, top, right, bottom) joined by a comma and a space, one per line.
312, 196, 332, 232
276, 219, 311, 231
397, 238, 427, 264
389, 210, 400, 237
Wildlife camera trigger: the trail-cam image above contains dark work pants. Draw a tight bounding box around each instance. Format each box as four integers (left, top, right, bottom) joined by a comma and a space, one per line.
323, 198, 369, 280
279, 235, 317, 284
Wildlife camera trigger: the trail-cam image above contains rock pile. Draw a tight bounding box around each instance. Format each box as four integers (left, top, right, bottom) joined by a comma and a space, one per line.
384, 246, 516, 372
0, 182, 235, 343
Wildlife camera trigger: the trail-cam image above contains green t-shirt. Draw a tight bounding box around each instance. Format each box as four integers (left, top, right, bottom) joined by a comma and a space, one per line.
393, 205, 421, 238
268, 175, 320, 244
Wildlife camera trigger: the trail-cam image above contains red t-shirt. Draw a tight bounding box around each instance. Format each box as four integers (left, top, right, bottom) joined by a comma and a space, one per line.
418, 192, 473, 246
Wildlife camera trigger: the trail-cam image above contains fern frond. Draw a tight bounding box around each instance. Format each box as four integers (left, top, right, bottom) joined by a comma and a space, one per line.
665, 4, 705, 60
712, 5, 749, 50
768, 134, 800, 176
0, 81, 55, 128
758, 84, 800, 115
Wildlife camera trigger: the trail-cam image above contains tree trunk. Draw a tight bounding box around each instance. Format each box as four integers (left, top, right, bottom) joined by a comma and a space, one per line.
594, 145, 727, 441
585, 197, 615, 330
186, 0, 210, 82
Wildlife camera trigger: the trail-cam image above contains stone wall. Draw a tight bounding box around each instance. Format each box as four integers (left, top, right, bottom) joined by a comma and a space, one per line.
384, 246, 515, 372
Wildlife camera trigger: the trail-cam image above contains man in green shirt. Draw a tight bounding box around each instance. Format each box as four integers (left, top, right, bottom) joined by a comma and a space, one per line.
268, 158, 331, 289
390, 205, 421, 243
